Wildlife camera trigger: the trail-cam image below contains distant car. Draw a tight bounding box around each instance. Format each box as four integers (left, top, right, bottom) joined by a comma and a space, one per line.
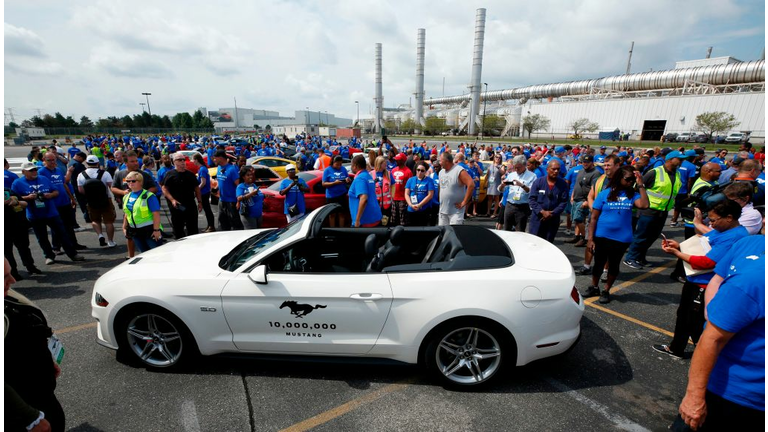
91, 204, 583, 387
693, 134, 710, 143
725, 132, 749, 143
246, 156, 297, 178
664, 133, 679, 142
676, 133, 693, 142
567, 134, 582, 140
174, 150, 208, 174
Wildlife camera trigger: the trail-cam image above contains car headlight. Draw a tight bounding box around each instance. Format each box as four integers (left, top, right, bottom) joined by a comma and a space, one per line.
94, 292, 109, 307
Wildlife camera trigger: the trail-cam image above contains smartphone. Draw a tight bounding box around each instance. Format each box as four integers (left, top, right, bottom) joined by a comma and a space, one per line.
660, 233, 667, 242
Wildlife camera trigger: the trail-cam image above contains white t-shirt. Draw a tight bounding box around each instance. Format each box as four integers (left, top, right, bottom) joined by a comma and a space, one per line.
739, 202, 763, 235
504, 169, 537, 204
77, 168, 114, 198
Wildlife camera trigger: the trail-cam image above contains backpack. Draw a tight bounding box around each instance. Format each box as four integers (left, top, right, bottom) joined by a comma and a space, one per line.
82, 170, 109, 209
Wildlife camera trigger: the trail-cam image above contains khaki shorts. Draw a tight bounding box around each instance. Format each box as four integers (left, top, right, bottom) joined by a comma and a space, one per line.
88, 202, 117, 224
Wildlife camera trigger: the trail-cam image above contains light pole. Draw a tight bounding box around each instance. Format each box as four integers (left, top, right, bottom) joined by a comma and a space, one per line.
355, 101, 359, 128
139, 103, 146, 113
325, 111, 328, 126
480, 83, 488, 139
142, 92, 152, 116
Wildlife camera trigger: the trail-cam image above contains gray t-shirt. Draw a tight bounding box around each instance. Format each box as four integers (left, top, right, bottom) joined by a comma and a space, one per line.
572, 167, 601, 202
439, 165, 465, 215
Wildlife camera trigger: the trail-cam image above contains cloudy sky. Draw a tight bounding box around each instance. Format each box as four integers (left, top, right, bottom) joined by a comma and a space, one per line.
4, 0, 765, 123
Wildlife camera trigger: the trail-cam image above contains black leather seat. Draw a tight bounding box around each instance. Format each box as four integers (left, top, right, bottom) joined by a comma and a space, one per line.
366, 226, 405, 272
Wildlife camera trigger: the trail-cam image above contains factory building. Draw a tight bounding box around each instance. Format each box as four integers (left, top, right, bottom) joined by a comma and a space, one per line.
202, 108, 353, 134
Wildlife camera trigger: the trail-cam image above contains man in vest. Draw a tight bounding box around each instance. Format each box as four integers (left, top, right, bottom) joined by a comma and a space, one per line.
622, 151, 683, 270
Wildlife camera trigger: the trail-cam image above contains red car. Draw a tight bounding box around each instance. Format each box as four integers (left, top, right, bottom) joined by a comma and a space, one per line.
261, 170, 354, 228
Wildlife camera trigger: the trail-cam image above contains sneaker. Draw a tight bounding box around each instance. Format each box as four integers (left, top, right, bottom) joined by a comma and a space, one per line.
574, 265, 592, 276
669, 273, 686, 284
75, 244, 88, 250
565, 229, 572, 235
581, 285, 600, 297
622, 259, 643, 270
598, 289, 611, 304
670, 221, 679, 227
26, 266, 43, 275
99, 237, 107, 247
564, 236, 581, 244
204, 226, 216, 233
600, 269, 609, 282
53, 249, 65, 256
574, 238, 587, 247
652, 344, 684, 359
73, 227, 88, 232
45, 258, 55, 265
70, 254, 85, 262
638, 260, 654, 268
107, 240, 117, 248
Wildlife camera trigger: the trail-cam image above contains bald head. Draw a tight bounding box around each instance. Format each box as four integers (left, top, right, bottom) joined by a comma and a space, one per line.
455, 153, 465, 162
700, 162, 721, 182
738, 159, 761, 179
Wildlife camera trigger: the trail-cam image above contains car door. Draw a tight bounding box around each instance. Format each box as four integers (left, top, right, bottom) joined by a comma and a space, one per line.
220, 239, 393, 355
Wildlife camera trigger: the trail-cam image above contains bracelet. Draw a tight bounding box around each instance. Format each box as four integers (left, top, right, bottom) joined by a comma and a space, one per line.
153, 229, 161, 232
637, 185, 646, 189
26, 411, 45, 431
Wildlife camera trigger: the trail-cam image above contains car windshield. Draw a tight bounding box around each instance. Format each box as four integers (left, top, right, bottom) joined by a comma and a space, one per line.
267, 172, 317, 191
219, 217, 307, 271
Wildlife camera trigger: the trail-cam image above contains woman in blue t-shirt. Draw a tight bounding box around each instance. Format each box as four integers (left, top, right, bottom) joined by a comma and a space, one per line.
193, 153, 215, 232
236, 166, 265, 230
582, 166, 649, 303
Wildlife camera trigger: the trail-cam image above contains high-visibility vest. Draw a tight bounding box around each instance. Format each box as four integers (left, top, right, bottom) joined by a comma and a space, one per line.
370, 169, 392, 209
683, 178, 714, 225
646, 166, 681, 212
123, 190, 159, 229
317, 155, 331, 170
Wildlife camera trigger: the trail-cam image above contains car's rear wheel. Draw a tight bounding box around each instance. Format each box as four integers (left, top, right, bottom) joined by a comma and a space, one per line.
116, 306, 196, 369
425, 319, 512, 388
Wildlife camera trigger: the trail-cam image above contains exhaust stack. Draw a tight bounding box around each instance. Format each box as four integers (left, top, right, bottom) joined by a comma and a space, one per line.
414, 29, 426, 133
374, 43, 383, 134
467, 8, 486, 136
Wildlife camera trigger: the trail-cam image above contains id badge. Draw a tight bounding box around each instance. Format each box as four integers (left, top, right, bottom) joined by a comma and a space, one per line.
512, 192, 522, 201
48, 334, 65, 365
35, 200, 46, 209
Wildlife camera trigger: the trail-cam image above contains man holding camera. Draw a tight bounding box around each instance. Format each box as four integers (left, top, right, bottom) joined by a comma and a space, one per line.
162, 153, 203, 239
279, 164, 310, 223
501, 155, 536, 232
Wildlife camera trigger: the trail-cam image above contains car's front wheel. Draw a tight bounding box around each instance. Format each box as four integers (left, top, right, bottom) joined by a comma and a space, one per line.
425, 320, 513, 388
116, 306, 196, 369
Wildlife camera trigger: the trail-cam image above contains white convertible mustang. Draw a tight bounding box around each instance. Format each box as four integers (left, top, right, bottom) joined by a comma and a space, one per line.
92, 205, 583, 387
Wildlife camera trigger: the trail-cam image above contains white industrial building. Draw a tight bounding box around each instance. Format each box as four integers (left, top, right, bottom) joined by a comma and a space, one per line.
202, 107, 353, 133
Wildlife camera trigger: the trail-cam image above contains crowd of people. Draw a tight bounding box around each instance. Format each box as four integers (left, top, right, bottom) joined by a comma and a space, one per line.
4, 132, 765, 430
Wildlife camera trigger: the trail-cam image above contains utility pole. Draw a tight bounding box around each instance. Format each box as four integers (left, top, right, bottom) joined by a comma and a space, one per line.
481, 83, 488, 139
626, 41, 634, 75
34, 108, 43, 117
355, 101, 359, 128
141, 93, 152, 116
139, 103, 146, 113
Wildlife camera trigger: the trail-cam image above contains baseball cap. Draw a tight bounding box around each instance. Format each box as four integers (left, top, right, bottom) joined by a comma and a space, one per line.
214, 149, 228, 158
617, 151, 628, 157
665, 151, 684, 161
660, 147, 674, 156
600, 145, 607, 149
20, 161, 38, 171
86, 155, 100, 165
285, 164, 297, 172
694, 148, 705, 155
731, 156, 745, 165
684, 150, 697, 158
555, 146, 565, 153
581, 155, 594, 163
394, 153, 407, 162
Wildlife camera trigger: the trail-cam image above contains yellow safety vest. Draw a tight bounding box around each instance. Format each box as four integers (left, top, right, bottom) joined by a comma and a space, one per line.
682, 178, 714, 225
123, 190, 160, 229
646, 166, 681, 212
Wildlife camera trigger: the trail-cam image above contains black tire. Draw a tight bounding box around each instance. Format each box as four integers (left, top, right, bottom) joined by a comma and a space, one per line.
115, 305, 198, 370
423, 318, 514, 389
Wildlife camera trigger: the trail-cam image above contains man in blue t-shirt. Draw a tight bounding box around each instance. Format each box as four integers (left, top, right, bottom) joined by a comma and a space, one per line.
279, 164, 310, 223
39, 152, 86, 253
4, 159, 19, 190
214, 150, 243, 231
11, 162, 84, 264
677, 235, 764, 430
348, 155, 382, 227
404, 162, 435, 226
322, 155, 351, 227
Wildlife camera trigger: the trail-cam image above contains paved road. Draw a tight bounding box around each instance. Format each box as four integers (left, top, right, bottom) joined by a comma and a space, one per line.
4, 144, 693, 431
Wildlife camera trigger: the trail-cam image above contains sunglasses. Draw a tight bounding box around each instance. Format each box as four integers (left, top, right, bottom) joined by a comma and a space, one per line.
622, 176, 635, 181
416, 169, 426, 172
126, 180, 139, 183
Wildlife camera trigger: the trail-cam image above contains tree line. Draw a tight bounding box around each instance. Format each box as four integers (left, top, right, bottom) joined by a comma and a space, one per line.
13, 110, 214, 131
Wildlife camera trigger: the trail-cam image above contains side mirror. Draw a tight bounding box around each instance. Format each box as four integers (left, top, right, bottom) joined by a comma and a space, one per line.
248, 265, 268, 284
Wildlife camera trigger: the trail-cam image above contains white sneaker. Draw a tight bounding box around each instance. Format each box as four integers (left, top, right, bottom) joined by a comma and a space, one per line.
45, 258, 55, 265
600, 269, 609, 282
107, 240, 117, 248
73, 227, 88, 232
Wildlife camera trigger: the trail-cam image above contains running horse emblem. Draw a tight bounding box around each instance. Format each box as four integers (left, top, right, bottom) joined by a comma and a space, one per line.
280, 301, 327, 318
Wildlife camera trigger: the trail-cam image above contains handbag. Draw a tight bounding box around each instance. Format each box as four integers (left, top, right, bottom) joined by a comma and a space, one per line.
288, 203, 300, 217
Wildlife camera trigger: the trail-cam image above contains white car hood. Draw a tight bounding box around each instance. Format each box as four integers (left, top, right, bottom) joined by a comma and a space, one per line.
493, 230, 574, 274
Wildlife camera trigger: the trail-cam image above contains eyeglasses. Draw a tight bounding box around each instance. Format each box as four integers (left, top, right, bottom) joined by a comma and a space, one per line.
708, 217, 722, 224
622, 176, 635, 182
126, 180, 139, 183
173, 159, 185, 162
416, 169, 426, 172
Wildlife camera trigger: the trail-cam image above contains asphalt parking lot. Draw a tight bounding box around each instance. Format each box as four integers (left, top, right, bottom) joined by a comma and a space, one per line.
5, 144, 693, 431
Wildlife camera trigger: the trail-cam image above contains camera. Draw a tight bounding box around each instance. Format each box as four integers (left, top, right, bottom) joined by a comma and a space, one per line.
679, 181, 730, 220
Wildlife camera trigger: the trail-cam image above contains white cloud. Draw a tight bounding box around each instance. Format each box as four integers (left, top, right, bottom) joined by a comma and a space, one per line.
4, 22, 46, 57
5, 60, 64, 76
84, 43, 175, 79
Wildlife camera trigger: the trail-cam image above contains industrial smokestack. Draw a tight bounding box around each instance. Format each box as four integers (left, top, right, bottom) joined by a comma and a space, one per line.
706, 46, 713, 59
414, 29, 426, 133
374, 43, 383, 134
626, 41, 634, 75
468, 8, 486, 136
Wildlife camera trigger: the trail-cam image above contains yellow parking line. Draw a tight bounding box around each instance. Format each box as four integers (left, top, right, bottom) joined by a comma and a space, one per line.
586, 302, 676, 339
55, 322, 97, 334
584, 260, 675, 304
279, 379, 414, 432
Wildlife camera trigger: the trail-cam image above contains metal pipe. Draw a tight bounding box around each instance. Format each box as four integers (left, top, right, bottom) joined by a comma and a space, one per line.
468, 8, 486, 135
425, 59, 765, 105
414, 29, 426, 133
626, 41, 634, 75
706, 47, 713, 59
374, 43, 383, 134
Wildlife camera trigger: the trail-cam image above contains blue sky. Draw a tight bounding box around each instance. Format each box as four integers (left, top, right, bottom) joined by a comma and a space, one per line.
3, 0, 765, 123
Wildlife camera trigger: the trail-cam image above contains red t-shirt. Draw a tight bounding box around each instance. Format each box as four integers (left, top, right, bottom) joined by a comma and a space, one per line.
390, 166, 413, 201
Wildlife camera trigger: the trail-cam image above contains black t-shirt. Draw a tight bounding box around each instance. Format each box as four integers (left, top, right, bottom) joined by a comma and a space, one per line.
70, 161, 86, 189
162, 170, 198, 205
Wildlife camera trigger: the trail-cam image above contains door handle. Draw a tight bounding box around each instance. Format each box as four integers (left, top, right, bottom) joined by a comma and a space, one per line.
350, 293, 383, 301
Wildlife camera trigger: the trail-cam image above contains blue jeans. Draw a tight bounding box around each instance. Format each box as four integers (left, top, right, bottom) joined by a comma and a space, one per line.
132, 234, 161, 253
624, 213, 667, 262
31, 216, 76, 259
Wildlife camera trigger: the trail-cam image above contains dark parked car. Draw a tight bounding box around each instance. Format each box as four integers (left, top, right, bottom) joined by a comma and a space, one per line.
693, 134, 710, 143
664, 133, 678, 142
